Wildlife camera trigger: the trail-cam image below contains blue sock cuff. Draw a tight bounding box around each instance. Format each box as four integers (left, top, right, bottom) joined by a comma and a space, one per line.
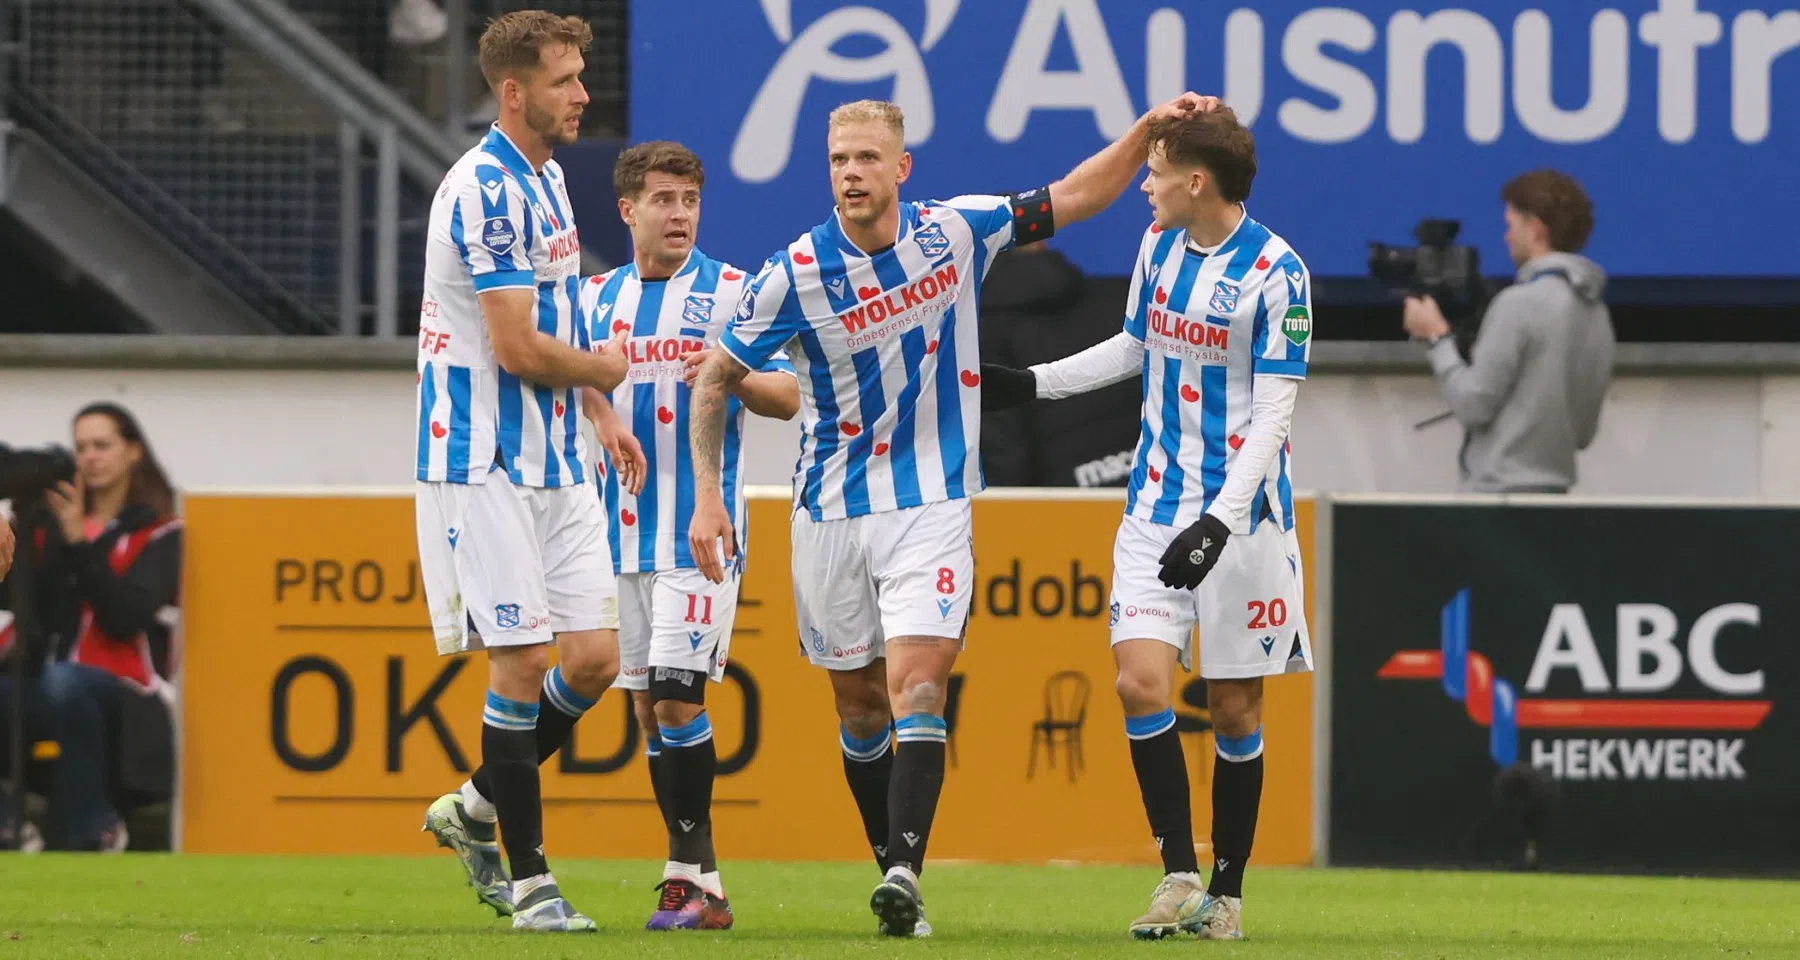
1125, 708, 1177, 740
659, 713, 714, 749
1216, 726, 1265, 761
543, 664, 597, 717
894, 713, 948, 744
840, 726, 891, 761
483, 691, 539, 731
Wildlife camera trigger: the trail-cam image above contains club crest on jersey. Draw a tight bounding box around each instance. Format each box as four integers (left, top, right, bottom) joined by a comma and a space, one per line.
682, 294, 714, 327
810, 627, 826, 654
913, 221, 950, 258
1208, 280, 1240, 314
1283, 305, 1313, 345
481, 217, 517, 255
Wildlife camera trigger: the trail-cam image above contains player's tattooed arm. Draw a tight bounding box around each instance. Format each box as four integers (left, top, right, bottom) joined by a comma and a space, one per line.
481, 288, 629, 391
687, 351, 750, 583
683, 350, 800, 420
1048, 92, 1217, 229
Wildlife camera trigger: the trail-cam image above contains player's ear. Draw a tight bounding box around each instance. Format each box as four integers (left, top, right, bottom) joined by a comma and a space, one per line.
617, 195, 634, 227
896, 150, 912, 186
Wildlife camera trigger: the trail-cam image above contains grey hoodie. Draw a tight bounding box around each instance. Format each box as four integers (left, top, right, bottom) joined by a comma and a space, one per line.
1426, 252, 1616, 493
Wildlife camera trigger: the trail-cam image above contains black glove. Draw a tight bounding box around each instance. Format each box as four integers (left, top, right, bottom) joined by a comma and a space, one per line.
1157, 514, 1230, 590
980, 363, 1037, 412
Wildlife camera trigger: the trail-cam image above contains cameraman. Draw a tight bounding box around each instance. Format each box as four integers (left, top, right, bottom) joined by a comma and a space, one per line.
0, 402, 181, 851
1402, 170, 1615, 494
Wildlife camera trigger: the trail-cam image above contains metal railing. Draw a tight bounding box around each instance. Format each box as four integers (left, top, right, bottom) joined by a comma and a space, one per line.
6, 0, 473, 336
282, 0, 629, 141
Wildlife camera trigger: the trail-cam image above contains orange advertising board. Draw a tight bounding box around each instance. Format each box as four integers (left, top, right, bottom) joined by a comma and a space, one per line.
179, 491, 1315, 866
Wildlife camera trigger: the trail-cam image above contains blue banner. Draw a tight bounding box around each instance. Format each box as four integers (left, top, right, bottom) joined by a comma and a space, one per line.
629, 1, 1796, 279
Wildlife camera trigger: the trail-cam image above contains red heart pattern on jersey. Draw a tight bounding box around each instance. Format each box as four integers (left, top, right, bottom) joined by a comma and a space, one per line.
840, 422, 862, 437
658, 407, 674, 424
721, 270, 743, 281
1155, 287, 1168, 304
1150, 223, 1164, 233
612, 319, 630, 334
793, 251, 815, 265
621, 509, 637, 526
431, 421, 447, 439
925, 340, 938, 355
858, 286, 882, 301
1255, 255, 1271, 270
874, 442, 890, 456
1180, 384, 1200, 403
1229, 434, 1245, 450
1147, 465, 1162, 482
554, 401, 566, 417
960, 369, 981, 387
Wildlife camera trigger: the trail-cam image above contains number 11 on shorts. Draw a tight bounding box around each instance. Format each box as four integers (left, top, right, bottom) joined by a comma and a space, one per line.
685, 594, 714, 625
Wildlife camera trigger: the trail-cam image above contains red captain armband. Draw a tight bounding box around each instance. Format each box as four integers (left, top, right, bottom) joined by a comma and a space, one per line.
1008, 186, 1055, 244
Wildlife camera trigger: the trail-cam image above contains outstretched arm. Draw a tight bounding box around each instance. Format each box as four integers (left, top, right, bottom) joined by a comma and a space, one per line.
1048, 93, 1215, 229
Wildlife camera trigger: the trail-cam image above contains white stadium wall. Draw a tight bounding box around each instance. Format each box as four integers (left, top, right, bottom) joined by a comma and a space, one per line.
5, 361, 1799, 499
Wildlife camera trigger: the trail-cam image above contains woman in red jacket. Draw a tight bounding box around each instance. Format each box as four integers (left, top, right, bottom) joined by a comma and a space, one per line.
1, 402, 180, 851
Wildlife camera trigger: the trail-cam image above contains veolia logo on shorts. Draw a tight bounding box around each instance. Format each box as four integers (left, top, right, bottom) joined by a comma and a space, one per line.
732, 0, 962, 184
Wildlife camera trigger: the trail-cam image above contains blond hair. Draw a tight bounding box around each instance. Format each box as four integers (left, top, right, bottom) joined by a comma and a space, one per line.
828, 99, 905, 140
478, 11, 593, 88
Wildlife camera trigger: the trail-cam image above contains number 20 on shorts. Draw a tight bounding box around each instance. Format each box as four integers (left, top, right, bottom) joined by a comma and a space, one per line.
1247, 599, 1287, 630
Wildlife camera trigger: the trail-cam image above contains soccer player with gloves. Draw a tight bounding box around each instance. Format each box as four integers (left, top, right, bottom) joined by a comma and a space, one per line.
983, 104, 1314, 942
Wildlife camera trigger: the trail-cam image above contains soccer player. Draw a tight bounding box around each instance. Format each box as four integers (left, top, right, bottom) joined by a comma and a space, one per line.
686, 92, 1212, 938
982, 105, 1314, 941
414, 11, 627, 933
577, 140, 799, 931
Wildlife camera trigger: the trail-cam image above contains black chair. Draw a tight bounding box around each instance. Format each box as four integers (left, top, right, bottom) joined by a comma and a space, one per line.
1027, 671, 1090, 782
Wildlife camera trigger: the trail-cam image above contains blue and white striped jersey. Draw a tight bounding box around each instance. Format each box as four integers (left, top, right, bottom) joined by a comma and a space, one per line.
719, 193, 1046, 521
1122, 215, 1312, 534
416, 125, 589, 488
580, 250, 794, 574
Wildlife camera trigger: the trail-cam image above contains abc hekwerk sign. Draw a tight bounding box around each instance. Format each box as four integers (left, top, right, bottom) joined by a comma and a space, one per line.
1324, 499, 1798, 872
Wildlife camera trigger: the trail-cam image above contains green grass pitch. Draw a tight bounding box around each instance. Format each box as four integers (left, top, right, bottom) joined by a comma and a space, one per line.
1, 855, 1795, 958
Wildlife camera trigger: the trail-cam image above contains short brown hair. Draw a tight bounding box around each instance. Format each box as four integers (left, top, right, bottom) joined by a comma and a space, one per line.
478, 11, 592, 88
1148, 106, 1257, 204
1502, 169, 1594, 253
613, 141, 704, 200
829, 100, 905, 141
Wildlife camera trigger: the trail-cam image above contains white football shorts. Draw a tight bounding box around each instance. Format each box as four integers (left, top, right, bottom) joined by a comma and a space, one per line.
1108, 514, 1313, 679
611, 566, 740, 691
790, 498, 974, 671
416, 471, 619, 655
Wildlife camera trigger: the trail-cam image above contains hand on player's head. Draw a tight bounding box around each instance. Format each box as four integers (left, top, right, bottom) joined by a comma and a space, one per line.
1146, 92, 1220, 126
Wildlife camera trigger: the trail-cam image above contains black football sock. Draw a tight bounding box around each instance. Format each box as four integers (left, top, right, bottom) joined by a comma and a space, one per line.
481, 692, 548, 879
886, 713, 948, 877
658, 713, 718, 869
1127, 708, 1199, 875
840, 724, 895, 872
469, 665, 595, 806
645, 728, 673, 829
1209, 727, 1265, 898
